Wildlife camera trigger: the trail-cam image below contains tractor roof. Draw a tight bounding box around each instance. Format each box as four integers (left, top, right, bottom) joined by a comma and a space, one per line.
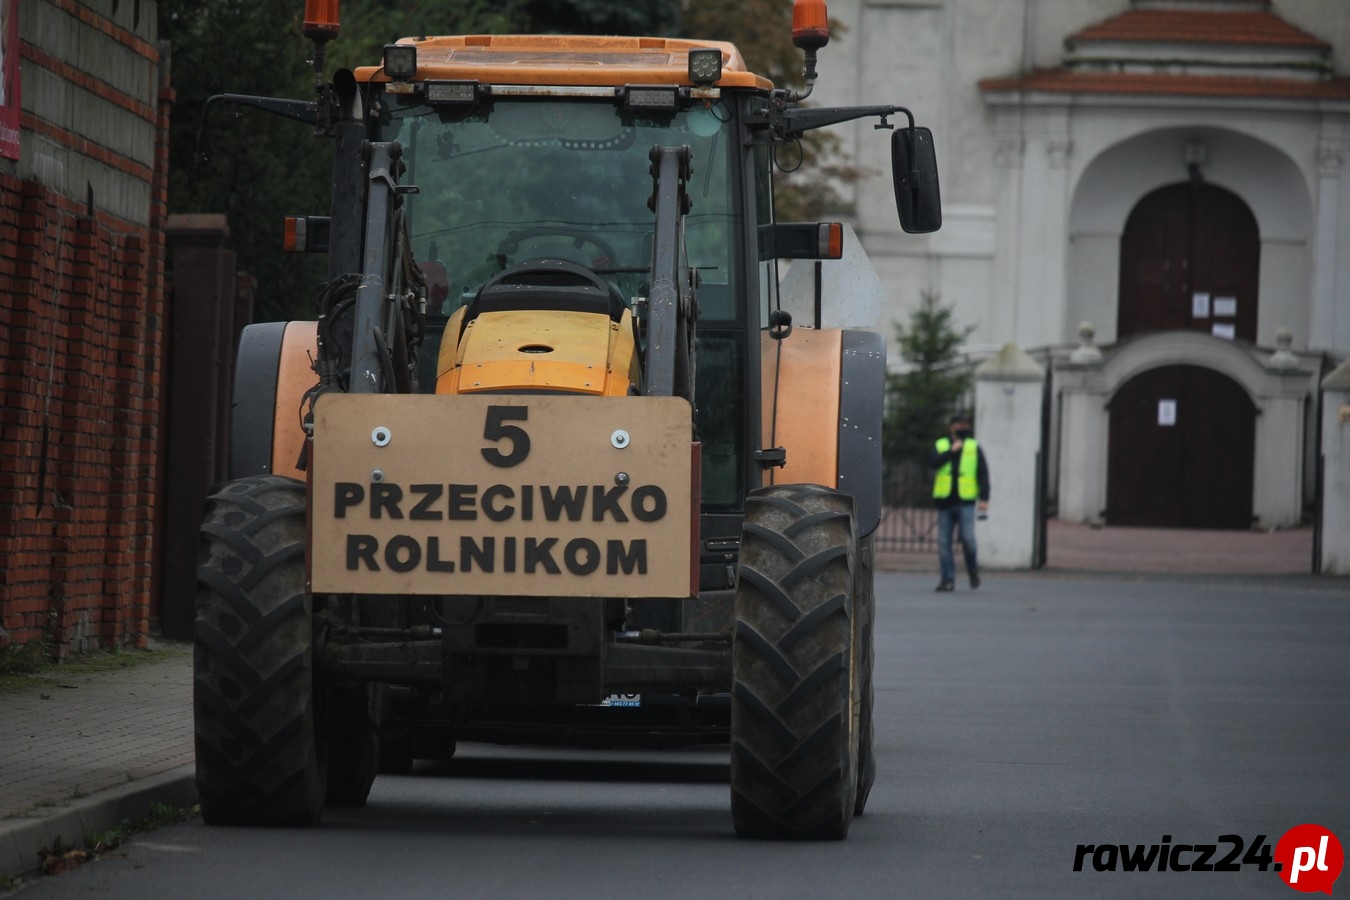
354, 35, 772, 90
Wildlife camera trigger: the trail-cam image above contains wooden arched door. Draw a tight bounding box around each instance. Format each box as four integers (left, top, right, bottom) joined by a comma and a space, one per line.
1118, 183, 1260, 342
1106, 365, 1255, 529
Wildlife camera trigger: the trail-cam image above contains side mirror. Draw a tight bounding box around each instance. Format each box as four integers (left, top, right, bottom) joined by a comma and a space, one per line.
892, 126, 942, 234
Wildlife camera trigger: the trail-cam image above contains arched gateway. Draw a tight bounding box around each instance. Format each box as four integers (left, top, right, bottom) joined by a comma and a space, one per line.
1106, 364, 1255, 529
1106, 182, 1263, 529
1117, 182, 1260, 343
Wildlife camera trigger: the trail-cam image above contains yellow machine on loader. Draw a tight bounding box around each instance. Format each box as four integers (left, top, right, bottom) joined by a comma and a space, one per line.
193, 0, 941, 839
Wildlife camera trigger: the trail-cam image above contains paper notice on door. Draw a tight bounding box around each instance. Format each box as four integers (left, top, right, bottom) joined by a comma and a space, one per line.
1192, 292, 1210, 318
1213, 296, 1237, 317
1158, 399, 1177, 426
1211, 323, 1236, 340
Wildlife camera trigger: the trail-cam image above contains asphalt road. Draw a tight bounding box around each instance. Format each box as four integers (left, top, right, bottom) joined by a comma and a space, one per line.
10, 571, 1349, 899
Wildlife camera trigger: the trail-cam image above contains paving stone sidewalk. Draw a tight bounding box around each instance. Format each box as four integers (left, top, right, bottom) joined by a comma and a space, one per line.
0, 651, 195, 880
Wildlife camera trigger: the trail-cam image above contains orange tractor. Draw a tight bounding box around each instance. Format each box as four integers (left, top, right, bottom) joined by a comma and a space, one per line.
194, 0, 940, 838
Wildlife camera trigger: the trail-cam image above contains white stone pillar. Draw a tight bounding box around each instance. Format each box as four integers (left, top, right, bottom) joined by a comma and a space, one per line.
1015, 115, 1072, 347
1310, 122, 1344, 352
990, 109, 1024, 345
1253, 393, 1306, 529
1319, 360, 1350, 574
1056, 322, 1108, 523
1056, 385, 1109, 524
1256, 330, 1316, 529
974, 343, 1045, 568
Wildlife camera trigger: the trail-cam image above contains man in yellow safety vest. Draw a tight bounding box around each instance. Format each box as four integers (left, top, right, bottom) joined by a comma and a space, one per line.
929, 413, 990, 591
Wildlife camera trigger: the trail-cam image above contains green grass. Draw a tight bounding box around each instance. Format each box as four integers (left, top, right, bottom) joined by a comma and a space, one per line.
84, 802, 200, 854
0, 637, 50, 677
0, 642, 190, 694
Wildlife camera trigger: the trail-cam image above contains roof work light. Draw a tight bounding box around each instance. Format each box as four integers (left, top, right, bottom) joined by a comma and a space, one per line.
687, 48, 723, 85
384, 44, 418, 81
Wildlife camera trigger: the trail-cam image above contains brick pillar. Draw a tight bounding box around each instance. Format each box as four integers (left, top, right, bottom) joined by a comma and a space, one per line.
160, 215, 238, 639
147, 43, 177, 635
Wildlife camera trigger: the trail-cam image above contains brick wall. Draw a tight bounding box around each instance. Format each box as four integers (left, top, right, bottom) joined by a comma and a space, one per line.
0, 177, 166, 655
0, 0, 171, 657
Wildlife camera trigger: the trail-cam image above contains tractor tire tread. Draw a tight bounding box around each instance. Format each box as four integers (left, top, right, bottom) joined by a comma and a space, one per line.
731, 484, 860, 840
193, 475, 324, 827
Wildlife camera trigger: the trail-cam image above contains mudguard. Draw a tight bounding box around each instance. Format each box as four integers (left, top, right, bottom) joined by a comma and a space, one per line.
760, 327, 885, 536
229, 321, 318, 481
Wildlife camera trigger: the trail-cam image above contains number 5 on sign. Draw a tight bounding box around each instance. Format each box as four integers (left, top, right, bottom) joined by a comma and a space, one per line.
482, 406, 531, 468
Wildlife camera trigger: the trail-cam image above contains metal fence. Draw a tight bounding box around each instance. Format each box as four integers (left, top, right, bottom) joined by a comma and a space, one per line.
876, 460, 939, 554
876, 504, 939, 554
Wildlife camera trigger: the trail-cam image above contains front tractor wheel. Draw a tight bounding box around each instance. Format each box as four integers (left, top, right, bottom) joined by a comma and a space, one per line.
730, 484, 861, 839
853, 534, 877, 816
193, 476, 325, 826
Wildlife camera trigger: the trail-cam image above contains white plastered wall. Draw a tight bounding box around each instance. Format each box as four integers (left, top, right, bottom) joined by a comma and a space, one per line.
812, 3, 1350, 361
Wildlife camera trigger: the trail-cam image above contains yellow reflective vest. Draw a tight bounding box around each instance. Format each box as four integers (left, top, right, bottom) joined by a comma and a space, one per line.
933, 437, 980, 501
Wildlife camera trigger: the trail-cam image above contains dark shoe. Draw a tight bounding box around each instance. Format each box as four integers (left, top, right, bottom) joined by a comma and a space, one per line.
969, 571, 981, 589
935, 581, 954, 592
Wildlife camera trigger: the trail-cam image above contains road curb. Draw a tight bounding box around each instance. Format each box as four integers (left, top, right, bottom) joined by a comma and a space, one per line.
0, 765, 197, 881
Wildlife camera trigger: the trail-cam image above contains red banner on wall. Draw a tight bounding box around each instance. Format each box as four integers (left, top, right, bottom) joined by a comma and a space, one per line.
0, 0, 19, 160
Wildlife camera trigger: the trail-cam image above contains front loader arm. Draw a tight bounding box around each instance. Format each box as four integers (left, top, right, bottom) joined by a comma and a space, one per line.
347, 141, 424, 395
644, 145, 697, 404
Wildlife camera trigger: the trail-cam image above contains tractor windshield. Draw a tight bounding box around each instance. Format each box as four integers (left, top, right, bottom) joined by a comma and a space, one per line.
382, 96, 741, 322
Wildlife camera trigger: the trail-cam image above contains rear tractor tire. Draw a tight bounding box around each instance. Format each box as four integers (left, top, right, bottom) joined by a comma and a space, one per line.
853, 535, 877, 815
730, 484, 862, 839
193, 476, 325, 826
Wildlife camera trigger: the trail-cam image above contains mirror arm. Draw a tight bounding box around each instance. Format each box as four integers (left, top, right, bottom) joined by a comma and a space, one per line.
201, 93, 319, 127
748, 97, 918, 144
193, 93, 321, 171
781, 104, 915, 138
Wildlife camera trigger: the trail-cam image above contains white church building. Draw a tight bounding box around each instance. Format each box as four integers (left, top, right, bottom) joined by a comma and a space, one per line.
812, 0, 1350, 531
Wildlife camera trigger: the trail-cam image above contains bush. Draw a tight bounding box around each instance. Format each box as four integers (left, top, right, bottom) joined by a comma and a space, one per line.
883, 291, 973, 504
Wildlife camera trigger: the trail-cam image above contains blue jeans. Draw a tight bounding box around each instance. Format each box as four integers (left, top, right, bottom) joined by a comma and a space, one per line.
937, 503, 978, 584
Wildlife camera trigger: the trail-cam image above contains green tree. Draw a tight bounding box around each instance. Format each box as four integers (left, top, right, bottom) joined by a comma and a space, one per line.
883, 291, 974, 501
323, 1, 527, 72
520, 0, 678, 35
161, 0, 332, 322
680, 0, 863, 220
680, 0, 801, 87
161, 0, 679, 323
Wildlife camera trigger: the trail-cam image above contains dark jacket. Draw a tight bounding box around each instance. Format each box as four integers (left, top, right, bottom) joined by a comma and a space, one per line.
928, 439, 991, 509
